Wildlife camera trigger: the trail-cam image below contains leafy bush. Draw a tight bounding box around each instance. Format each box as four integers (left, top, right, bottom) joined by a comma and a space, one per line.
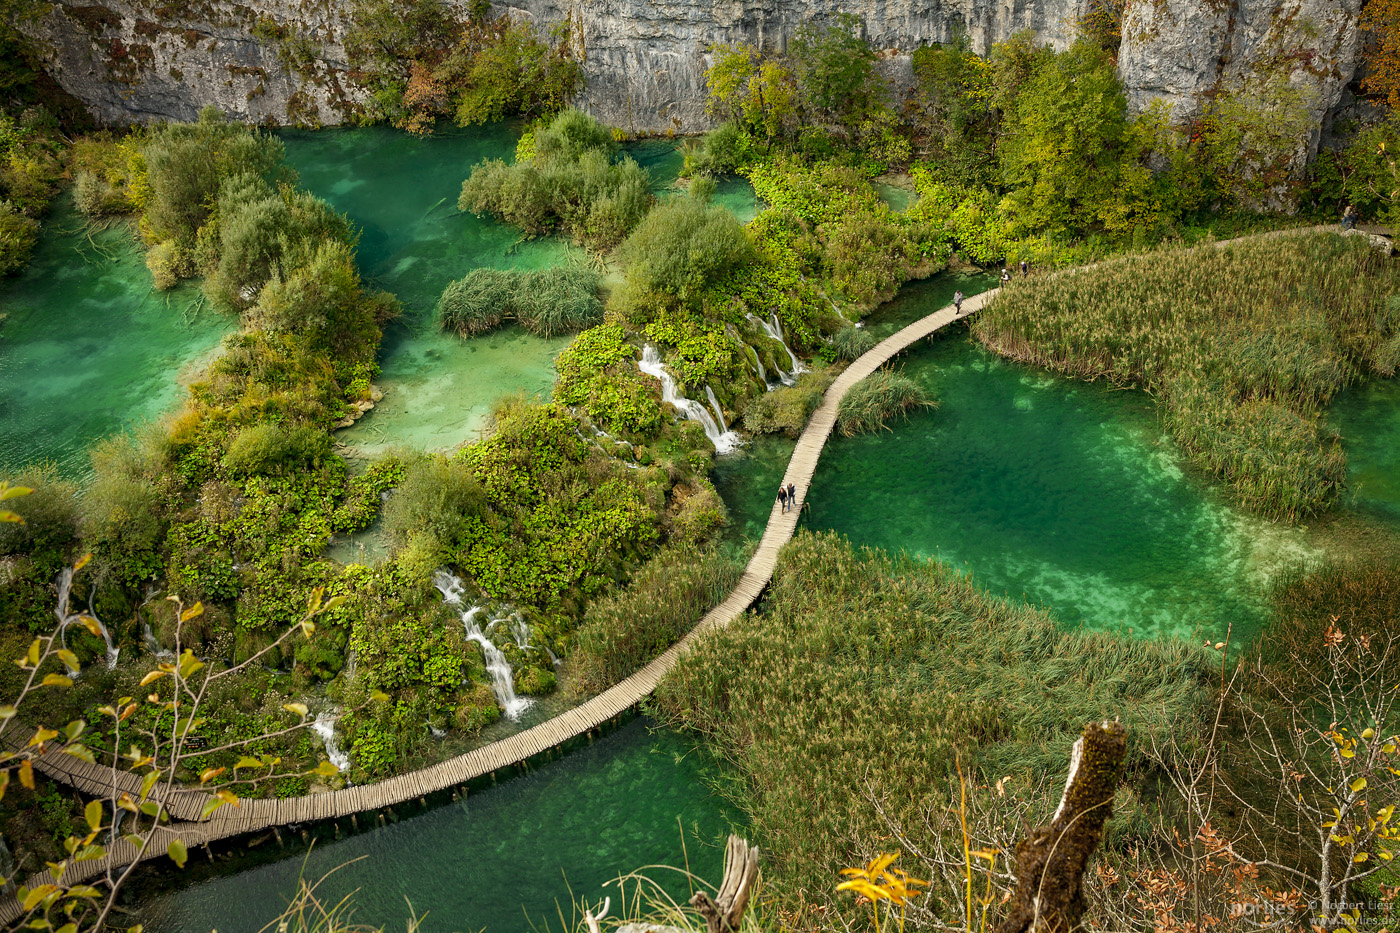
742, 368, 835, 436
654, 531, 1215, 917
381, 454, 488, 551
836, 369, 936, 436
552, 323, 664, 436
141, 108, 286, 251
221, 423, 332, 476
571, 543, 743, 692
0, 465, 78, 560
0, 200, 38, 275
618, 194, 754, 302
459, 109, 652, 251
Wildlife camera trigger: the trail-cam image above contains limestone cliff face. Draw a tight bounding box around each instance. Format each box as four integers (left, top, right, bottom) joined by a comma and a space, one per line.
27, 0, 1367, 150
1118, 0, 1364, 161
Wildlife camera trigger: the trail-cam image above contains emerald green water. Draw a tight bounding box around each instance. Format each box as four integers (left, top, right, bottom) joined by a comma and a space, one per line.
1329, 376, 1400, 526
0, 198, 234, 475
715, 275, 1309, 641
279, 127, 759, 457
138, 718, 740, 933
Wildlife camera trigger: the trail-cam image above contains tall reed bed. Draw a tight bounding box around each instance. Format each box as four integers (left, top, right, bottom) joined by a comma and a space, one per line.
972, 232, 1400, 520
654, 531, 1215, 924
835, 370, 936, 436
438, 267, 601, 338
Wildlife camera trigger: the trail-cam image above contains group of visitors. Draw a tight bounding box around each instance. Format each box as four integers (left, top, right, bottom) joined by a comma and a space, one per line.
777, 481, 799, 513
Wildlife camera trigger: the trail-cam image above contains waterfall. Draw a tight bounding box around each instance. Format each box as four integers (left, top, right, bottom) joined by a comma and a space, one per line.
433, 571, 533, 720
637, 345, 743, 454
141, 624, 174, 661
746, 345, 770, 389
56, 568, 118, 671
704, 386, 729, 432
746, 314, 806, 386
311, 711, 351, 772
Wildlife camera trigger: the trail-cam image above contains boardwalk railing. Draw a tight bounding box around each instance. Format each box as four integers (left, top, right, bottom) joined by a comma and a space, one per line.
1, 290, 991, 919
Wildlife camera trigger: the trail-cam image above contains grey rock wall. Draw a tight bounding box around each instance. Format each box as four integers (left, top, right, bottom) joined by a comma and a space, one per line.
25, 0, 1368, 152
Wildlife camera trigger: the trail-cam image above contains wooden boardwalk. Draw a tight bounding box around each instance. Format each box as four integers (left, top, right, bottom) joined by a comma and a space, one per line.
0, 291, 988, 919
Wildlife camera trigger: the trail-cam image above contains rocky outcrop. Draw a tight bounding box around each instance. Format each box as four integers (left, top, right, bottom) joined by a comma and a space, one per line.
25, 0, 1370, 148
29, 0, 365, 126
1118, 0, 1365, 163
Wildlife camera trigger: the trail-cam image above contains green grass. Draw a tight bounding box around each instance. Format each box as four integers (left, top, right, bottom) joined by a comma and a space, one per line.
834, 368, 935, 436
438, 267, 601, 338
654, 531, 1216, 924
972, 231, 1400, 520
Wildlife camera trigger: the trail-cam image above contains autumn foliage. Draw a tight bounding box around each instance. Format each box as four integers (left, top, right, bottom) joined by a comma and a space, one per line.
1361, 0, 1400, 110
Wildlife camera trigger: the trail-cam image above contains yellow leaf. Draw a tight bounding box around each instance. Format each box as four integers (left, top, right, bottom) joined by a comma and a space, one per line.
167, 838, 187, 868
18, 760, 33, 790
199, 797, 227, 819
72, 553, 91, 573
1362, 728, 1375, 740
56, 650, 79, 673
199, 767, 225, 784
77, 616, 102, 638
215, 789, 240, 807
322, 595, 348, 613
25, 639, 40, 668
140, 770, 160, 801
1351, 778, 1368, 793
41, 674, 72, 688
1354, 852, 1369, 863
284, 702, 308, 718
62, 745, 95, 764
179, 602, 204, 623
0, 485, 34, 501
139, 670, 167, 687
314, 761, 339, 778
234, 757, 263, 771
85, 800, 103, 833
21, 883, 57, 911
0, 510, 22, 524
0, 706, 16, 720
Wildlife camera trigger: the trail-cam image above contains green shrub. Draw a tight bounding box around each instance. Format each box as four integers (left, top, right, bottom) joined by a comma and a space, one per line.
144, 238, 183, 289
221, 423, 332, 476
381, 454, 487, 551
0, 465, 79, 560
459, 109, 652, 251
618, 194, 754, 302
0, 201, 38, 275
552, 323, 664, 436
571, 543, 743, 692
438, 267, 509, 336
440, 20, 581, 126
742, 368, 835, 436
836, 369, 936, 436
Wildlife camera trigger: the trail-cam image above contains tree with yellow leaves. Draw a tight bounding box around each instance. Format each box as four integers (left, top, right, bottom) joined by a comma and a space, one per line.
1361, 0, 1400, 110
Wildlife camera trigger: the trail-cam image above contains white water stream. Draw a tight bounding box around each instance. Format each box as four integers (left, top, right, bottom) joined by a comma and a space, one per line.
433, 571, 533, 720
637, 345, 743, 454
311, 711, 352, 772
746, 313, 807, 386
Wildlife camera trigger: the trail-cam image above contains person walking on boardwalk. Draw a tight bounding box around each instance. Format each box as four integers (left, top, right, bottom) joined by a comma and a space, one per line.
778, 485, 788, 513
1343, 204, 1359, 230
787, 482, 796, 509
1019, 259, 1029, 278
953, 290, 964, 316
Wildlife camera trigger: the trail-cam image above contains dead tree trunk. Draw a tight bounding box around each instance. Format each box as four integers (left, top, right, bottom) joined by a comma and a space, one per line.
996, 720, 1127, 933
691, 834, 759, 933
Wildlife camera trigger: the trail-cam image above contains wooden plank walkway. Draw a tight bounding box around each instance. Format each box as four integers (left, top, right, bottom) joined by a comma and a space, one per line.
0, 288, 991, 919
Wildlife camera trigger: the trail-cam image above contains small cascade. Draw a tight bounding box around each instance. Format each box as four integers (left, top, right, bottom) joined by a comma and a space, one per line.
746, 345, 770, 389
746, 314, 806, 386
637, 345, 743, 454
427, 722, 446, 738
704, 386, 730, 433
141, 624, 174, 661
344, 650, 358, 681
311, 711, 351, 773
433, 571, 533, 720
56, 568, 118, 671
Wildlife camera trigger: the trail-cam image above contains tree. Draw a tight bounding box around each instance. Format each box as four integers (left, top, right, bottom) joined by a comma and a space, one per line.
1361, 0, 1400, 111
997, 41, 1130, 232
789, 14, 880, 125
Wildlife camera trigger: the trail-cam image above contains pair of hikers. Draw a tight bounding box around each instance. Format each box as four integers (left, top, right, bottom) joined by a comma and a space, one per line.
1343, 204, 1360, 230
777, 482, 798, 513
